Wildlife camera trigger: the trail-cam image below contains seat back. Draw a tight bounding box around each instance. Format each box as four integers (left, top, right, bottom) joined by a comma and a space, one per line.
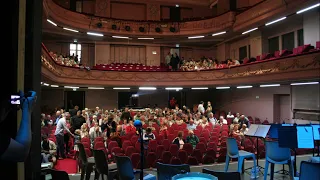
299, 161, 320, 180
265, 141, 291, 162
156, 162, 190, 180
77, 143, 88, 164
202, 168, 241, 180
93, 150, 109, 175
226, 138, 239, 156
115, 155, 135, 180
51, 170, 70, 180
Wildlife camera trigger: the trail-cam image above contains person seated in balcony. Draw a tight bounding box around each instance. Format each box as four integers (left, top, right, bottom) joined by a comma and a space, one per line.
165, 52, 171, 67
227, 59, 240, 67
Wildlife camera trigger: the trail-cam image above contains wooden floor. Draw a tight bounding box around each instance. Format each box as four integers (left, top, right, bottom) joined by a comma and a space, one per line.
58, 154, 313, 180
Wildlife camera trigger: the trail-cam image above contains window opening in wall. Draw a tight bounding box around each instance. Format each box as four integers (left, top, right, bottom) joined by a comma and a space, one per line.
297, 29, 304, 46
70, 43, 81, 62
239, 46, 247, 61
282, 32, 295, 50
268, 36, 280, 53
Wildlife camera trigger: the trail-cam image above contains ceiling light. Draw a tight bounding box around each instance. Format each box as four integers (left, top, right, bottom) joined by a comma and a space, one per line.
242, 28, 258, 34
64, 86, 79, 89
216, 87, 230, 89
176, 4, 179, 7
88, 87, 104, 89
43, 83, 49, 86
260, 84, 280, 87
165, 87, 183, 90
265, 17, 287, 26
50, 85, 59, 87
191, 87, 208, 90
112, 36, 129, 39
188, 36, 205, 39
290, 82, 319, 86
138, 38, 154, 40
237, 85, 253, 89
139, 87, 157, 90
113, 87, 131, 90
212, 31, 226, 36
296, 3, 320, 14
47, 19, 57, 26
87, 32, 104, 36
132, 94, 139, 97
63, 27, 79, 32
40, 82, 43, 84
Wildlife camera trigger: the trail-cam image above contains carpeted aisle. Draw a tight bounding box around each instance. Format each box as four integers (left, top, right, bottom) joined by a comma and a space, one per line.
54, 158, 77, 174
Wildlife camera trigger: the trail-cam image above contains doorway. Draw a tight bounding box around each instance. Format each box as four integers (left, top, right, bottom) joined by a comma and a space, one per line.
64, 90, 85, 111
274, 94, 291, 123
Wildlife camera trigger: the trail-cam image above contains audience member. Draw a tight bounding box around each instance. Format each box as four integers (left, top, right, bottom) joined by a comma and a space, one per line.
41, 135, 56, 164
186, 130, 199, 148
172, 131, 185, 149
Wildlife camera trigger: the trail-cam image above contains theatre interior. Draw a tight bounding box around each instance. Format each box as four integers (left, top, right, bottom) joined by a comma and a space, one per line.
3, 0, 320, 179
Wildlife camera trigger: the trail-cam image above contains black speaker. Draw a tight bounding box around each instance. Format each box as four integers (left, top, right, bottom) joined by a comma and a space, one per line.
125, 26, 131, 31
155, 27, 161, 33
170, 27, 176, 32
96, 22, 102, 28
112, 24, 117, 30
170, 6, 181, 21
139, 27, 145, 32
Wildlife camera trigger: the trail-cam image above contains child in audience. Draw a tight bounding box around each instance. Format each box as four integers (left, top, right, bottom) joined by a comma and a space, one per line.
73, 129, 81, 159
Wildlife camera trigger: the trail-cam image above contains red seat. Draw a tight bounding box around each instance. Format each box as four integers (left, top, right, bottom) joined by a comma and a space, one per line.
195, 142, 206, 154
182, 143, 193, 155
122, 140, 132, 152
192, 149, 203, 164
146, 152, 157, 168
125, 146, 135, 157
178, 150, 188, 164
162, 139, 170, 151
130, 153, 140, 169
161, 151, 172, 164
156, 145, 165, 159
169, 144, 179, 157
187, 156, 198, 165
108, 141, 119, 153
170, 157, 181, 165
147, 140, 157, 152
202, 155, 215, 164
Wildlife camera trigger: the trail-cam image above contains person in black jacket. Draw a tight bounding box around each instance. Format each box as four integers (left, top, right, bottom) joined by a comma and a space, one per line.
69, 105, 79, 117
71, 110, 86, 133
120, 107, 132, 121
172, 131, 185, 150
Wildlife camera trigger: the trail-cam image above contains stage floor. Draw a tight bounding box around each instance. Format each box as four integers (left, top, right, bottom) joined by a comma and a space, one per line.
48, 154, 314, 180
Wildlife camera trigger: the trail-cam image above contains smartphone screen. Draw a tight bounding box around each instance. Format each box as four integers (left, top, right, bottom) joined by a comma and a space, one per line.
11, 95, 20, 104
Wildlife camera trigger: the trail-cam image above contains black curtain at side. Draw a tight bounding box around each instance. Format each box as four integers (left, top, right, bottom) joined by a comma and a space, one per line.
24, 0, 42, 179
0, 0, 19, 178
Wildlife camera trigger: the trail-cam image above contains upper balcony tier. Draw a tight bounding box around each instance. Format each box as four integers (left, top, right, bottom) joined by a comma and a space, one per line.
43, 0, 318, 37
41, 44, 320, 87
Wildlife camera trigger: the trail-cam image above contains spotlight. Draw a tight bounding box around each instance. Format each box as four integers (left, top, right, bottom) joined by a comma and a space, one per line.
125, 26, 131, 31
155, 27, 161, 33
139, 27, 145, 32
112, 24, 117, 30
170, 27, 176, 32
96, 22, 102, 28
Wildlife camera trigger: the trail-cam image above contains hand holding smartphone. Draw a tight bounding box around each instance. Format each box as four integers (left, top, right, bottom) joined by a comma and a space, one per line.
11, 95, 20, 105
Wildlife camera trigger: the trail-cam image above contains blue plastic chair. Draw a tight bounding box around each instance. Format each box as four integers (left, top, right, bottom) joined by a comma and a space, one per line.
294, 161, 320, 180
263, 141, 294, 180
225, 138, 257, 175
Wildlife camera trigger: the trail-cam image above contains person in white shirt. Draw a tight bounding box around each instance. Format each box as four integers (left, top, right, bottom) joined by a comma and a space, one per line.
233, 113, 241, 123
218, 116, 228, 125
226, 112, 234, 119
198, 101, 205, 115
187, 120, 197, 130
208, 112, 218, 126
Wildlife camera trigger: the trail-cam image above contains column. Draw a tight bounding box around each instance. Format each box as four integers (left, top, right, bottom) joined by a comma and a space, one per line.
24, 0, 42, 179
303, 10, 320, 47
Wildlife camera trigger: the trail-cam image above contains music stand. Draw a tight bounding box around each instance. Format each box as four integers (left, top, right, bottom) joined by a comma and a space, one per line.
245, 124, 271, 174
278, 125, 314, 176
312, 124, 320, 156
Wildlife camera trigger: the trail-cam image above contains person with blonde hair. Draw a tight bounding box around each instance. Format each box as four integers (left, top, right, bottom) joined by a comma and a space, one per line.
186, 130, 199, 148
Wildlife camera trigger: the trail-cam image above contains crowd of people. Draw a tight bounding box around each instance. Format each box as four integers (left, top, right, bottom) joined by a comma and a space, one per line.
164, 52, 247, 71
48, 51, 80, 67
40, 101, 251, 166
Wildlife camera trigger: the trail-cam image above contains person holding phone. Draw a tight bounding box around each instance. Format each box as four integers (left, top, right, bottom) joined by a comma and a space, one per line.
0, 91, 36, 162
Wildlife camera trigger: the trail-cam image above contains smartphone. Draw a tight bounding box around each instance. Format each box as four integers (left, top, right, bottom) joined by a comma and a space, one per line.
11, 95, 20, 104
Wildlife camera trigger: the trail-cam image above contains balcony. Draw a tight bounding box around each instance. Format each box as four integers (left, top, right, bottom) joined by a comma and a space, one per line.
41, 45, 320, 87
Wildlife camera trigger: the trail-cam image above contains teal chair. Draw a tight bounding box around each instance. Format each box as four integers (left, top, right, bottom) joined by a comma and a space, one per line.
264, 141, 294, 180
225, 138, 257, 176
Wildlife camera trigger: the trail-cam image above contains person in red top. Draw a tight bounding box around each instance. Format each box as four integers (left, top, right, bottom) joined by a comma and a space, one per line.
170, 97, 177, 108
125, 120, 136, 134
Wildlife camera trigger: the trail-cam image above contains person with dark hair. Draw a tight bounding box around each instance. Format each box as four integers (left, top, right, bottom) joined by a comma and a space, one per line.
0, 91, 37, 162
142, 128, 155, 144
172, 131, 185, 149
41, 135, 56, 164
